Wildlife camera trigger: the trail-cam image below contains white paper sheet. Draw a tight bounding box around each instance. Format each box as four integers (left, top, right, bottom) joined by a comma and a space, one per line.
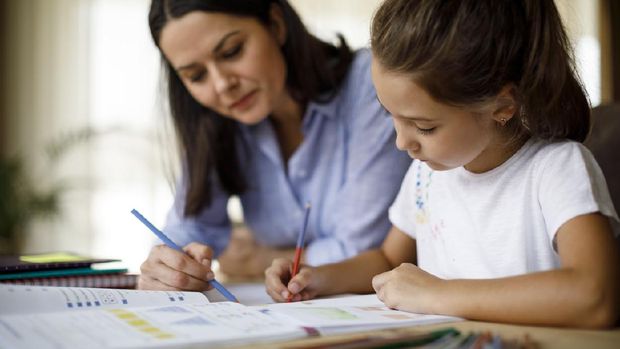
0, 284, 208, 315
0, 302, 306, 349
256, 294, 462, 335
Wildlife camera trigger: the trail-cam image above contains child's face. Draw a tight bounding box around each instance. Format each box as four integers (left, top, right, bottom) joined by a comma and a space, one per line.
371, 58, 504, 173
159, 10, 289, 125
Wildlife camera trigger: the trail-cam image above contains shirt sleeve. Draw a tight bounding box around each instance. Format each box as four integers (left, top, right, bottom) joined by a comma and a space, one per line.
304, 51, 412, 264
163, 170, 232, 257
538, 142, 619, 241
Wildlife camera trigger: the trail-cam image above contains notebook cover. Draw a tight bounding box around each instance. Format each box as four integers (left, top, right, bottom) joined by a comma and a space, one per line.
0, 252, 120, 273
0, 267, 129, 280
0, 273, 138, 289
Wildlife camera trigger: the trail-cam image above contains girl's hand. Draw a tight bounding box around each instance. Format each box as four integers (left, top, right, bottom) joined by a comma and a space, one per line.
264, 258, 322, 302
372, 263, 444, 314
138, 242, 214, 291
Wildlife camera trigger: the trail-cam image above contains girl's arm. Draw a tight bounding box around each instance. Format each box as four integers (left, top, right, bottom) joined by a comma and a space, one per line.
373, 213, 620, 328
264, 226, 416, 301
316, 226, 417, 295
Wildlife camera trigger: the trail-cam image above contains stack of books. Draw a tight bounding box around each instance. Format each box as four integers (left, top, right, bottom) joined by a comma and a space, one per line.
0, 252, 137, 288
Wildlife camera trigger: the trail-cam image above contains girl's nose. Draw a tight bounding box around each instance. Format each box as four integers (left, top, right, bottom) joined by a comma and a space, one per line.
395, 130, 420, 152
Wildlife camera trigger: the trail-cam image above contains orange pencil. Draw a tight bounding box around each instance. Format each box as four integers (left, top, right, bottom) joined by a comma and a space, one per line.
287, 203, 311, 302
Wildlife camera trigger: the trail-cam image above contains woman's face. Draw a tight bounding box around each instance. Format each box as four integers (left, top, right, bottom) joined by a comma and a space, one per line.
159, 9, 289, 125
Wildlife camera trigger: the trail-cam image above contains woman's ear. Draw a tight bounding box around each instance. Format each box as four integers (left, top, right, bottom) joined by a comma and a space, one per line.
492, 84, 518, 126
269, 3, 287, 46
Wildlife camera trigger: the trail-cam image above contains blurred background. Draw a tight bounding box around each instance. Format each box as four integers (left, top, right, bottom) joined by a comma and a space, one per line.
0, 0, 618, 272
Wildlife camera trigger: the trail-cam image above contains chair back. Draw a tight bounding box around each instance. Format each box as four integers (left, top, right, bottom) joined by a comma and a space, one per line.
585, 104, 620, 234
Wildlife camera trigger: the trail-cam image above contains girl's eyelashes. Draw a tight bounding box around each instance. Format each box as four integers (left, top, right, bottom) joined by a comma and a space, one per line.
416, 127, 436, 135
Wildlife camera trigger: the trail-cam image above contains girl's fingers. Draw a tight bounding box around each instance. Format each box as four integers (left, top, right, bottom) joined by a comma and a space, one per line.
265, 258, 294, 302
371, 270, 389, 293
298, 289, 317, 301
288, 267, 313, 295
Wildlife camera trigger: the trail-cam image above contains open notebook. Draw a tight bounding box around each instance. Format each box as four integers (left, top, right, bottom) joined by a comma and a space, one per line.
0, 284, 460, 348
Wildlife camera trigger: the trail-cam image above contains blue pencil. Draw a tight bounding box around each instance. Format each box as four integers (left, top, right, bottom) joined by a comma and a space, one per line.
131, 209, 238, 302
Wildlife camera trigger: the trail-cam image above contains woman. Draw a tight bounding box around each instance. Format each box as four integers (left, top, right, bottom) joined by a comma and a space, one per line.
139, 0, 411, 291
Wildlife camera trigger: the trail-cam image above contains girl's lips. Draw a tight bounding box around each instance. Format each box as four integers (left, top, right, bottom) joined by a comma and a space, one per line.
230, 90, 257, 111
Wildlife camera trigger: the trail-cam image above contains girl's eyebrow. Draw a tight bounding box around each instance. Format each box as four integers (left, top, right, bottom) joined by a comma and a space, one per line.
375, 96, 433, 121
175, 30, 241, 72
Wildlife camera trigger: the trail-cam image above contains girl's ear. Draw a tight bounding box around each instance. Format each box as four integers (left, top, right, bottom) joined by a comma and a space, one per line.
492, 84, 518, 126
269, 3, 287, 46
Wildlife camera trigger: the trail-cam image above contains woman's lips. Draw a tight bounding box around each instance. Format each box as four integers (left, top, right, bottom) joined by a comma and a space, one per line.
230, 90, 257, 111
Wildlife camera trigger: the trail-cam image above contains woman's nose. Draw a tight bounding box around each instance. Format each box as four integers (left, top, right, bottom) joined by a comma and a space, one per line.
211, 66, 237, 94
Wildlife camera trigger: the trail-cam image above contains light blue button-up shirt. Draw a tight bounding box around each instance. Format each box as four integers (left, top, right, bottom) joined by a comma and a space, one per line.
164, 50, 412, 265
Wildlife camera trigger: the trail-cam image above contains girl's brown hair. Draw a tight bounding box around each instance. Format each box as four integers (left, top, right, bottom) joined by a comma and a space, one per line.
371, 0, 590, 142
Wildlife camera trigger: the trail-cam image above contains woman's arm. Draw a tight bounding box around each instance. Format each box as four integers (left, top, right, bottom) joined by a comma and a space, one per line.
373, 213, 620, 328
218, 229, 296, 278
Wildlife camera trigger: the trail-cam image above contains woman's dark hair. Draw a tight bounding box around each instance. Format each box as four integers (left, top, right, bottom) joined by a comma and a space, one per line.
371, 0, 590, 143
149, 0, 353, 216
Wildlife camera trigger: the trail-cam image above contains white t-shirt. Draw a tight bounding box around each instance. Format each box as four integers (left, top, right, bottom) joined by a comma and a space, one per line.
389, 139, 619, 279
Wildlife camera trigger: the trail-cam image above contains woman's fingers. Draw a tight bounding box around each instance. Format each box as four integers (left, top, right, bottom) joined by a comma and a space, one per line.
184, 242, 214, 265
140, 244, 211, 291
138, 274, 185, 291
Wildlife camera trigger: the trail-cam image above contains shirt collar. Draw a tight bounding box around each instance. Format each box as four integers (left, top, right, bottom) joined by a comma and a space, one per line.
305, 91, 340, 121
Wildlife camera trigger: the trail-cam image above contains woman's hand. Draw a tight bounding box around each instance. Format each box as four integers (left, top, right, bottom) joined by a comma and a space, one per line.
217, 233, 266, 277
372, 263, 444, 314
218, 228, 295, 278
138, 242, 214, 291
264, 258, 322, 302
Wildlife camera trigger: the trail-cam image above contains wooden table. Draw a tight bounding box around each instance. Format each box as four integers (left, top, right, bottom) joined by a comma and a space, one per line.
234, 320, 620, 348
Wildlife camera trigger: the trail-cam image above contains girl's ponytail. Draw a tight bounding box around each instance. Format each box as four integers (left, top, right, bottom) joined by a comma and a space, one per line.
518, 0, 590, 142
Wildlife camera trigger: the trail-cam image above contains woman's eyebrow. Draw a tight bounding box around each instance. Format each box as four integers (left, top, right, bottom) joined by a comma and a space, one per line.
212, 30, 241, 54
175, 30, 241, 72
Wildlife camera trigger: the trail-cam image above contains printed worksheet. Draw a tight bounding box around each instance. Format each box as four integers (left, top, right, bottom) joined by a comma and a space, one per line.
0, 298, 306, 348
0, 284, 208, 315
257, 294, 462, 335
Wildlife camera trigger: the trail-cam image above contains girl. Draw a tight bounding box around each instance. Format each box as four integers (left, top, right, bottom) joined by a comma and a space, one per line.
139, 0, 410, 290
265, 0, 620, 328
